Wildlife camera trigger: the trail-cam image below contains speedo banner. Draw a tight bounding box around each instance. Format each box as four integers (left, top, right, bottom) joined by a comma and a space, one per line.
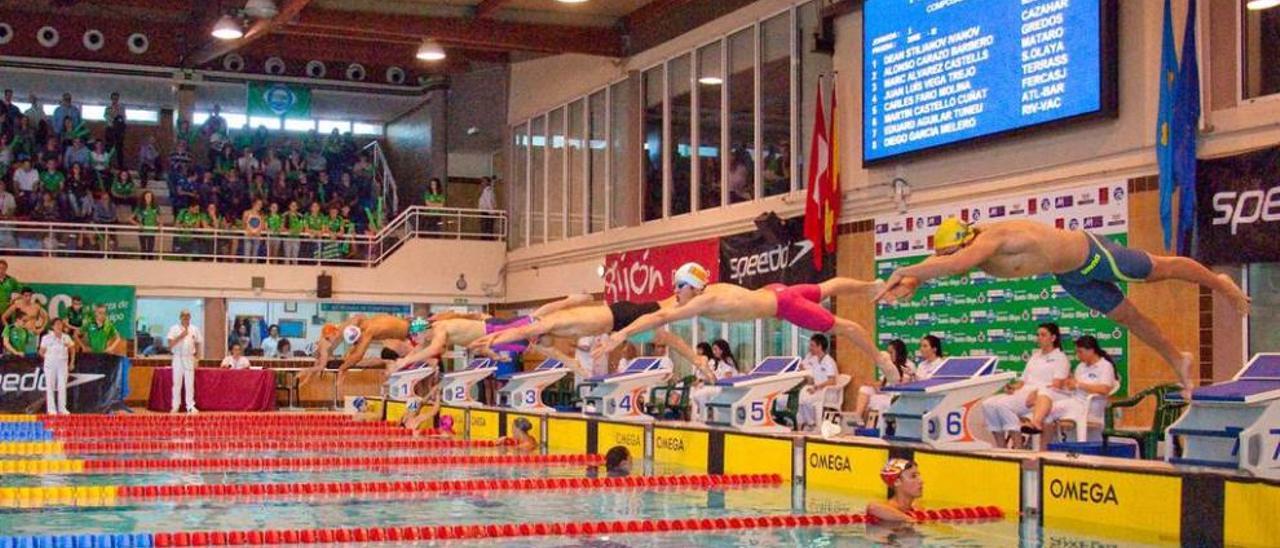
603, 238, 720, 304
719, 215, 835, 289
0, 355, 128, 413
874, 182, 1131, 394
24, 284, 136, 338
1194, 144, 1280, 265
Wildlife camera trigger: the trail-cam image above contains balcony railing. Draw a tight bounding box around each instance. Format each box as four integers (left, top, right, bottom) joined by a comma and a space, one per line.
0, 206, 506, 267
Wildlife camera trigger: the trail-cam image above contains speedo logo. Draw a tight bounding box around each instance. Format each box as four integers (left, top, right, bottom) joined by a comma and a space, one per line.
0, 371, 104, 392
1212, 188, 1280, 235
727, 241, 813, 282
1048, 478, 1118, 505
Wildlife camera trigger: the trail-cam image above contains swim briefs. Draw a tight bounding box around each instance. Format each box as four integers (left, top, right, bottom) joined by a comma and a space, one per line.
766, 283, 835, 332
1054, 232, 1153, 314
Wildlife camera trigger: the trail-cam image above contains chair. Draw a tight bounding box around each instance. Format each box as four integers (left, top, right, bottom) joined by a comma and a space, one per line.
771, 384, 804, 430
1103, 383, 1187, 460
1057, 383, 1122, 443
648, 375, 696, 420
822, 374, 852, 423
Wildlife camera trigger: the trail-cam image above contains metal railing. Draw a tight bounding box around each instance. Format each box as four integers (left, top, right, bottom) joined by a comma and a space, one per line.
0, 206, 506, 267
362, 140, 399, 222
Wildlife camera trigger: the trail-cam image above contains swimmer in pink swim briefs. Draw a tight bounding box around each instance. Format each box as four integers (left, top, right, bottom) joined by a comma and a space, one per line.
591, 262, 897, 379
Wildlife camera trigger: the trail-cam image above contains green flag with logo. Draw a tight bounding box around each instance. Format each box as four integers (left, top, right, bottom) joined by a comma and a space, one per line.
246, 82, 311, 119
26, 284, 136, 338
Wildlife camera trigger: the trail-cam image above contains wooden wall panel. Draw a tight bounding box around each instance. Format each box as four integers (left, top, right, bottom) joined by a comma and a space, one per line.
834, 227, 876, 409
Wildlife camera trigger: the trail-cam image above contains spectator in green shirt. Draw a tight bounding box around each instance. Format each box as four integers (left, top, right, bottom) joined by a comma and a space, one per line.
3, 315, 35, 357
78, 303, 124, 354
40, 158, 65, 194
337, 204, 356, 258
303, 201, 327, 261
0, 260, 19, 323
174, 202, 204, 257
264, 201, 284, 263
282, 200, 304, 264
423, 177, 445, 232
131, 190, 161, 255
109, 169, 137, 208
62, 295, 86, 335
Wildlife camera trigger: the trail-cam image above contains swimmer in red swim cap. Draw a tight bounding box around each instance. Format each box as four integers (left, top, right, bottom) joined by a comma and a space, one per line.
867, 458, 923, 523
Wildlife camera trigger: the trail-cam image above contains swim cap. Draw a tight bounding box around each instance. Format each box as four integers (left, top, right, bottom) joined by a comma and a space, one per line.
409, 317, 430, 335
343, 325, 362, 345
439, 415, 455, 433
406, 397, 423, 413
673, 262, 711, 290
880, 458, 914, 487
932, 217, 975, 254
351, 397, 368, 412
514, 417, 532, 433
321, 324, 339, 340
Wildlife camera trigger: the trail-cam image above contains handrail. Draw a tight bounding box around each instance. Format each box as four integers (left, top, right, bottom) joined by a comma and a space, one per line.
361, 140, 399, 221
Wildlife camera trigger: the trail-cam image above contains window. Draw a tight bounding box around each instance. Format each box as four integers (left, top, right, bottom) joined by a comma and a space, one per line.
696, 41, 724, 211
669, 53, 693, 217
191, 112, 210, 126
697, 317, 724, 348
529, 116, 546, 245
1248, 262, 1280, 353
728, 320, 756, 370
588, 91, 608, 233
248, 116, 281, 131
547, 107, 566, 242
642, 66, 665, 221
318, 119, 351, 134
727, 28, 756, 204
760, 11, 793, 197
134, 298, 204, 357
285, 118, 317, 133
797, 1, 832, 191
668, 318, 695, 376
352, 122, 383, 136
567, 99, 586, 238
610, 80, 634, 229
126, 109, 160, 124
1243, 4, 1280, 100
511, 123, 528, 249
762, 316, 789, 357
81, 105, 106, 121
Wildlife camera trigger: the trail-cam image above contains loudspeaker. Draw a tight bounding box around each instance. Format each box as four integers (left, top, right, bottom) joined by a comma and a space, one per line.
316, 273, 332, 299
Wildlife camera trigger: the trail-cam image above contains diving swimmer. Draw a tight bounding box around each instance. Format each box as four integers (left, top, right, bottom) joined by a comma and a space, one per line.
876, 218, 1251, 395
299, 314, 420, 385
466, 293, 680, 354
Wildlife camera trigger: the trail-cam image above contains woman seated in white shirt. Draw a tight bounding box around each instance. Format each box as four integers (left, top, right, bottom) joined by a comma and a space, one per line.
850, 339, 916, 427
914, 335, 946, 380
687, 340, 740, 422
980, 323, 1071, 448
220, 343, 253, 369
1021, 335, 1118, 435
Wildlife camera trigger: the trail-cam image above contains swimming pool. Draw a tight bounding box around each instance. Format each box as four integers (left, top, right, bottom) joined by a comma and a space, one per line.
0, 415, 1179, 547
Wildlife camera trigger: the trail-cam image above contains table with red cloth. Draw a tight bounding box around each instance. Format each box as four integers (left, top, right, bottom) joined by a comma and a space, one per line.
146, 368, 277, 412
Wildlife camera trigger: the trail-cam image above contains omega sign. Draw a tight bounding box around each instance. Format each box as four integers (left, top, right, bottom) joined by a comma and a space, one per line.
808, 453, 852, 472
1048, 478, 1118, 505
655, 435, 684, 452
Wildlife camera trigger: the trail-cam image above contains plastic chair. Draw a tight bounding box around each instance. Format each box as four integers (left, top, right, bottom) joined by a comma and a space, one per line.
1102, 383, 1187, 460
822, 374, 852, 423
1057, 383, 1122, 442
647, 375, 696, 420
771, 384, 804, 430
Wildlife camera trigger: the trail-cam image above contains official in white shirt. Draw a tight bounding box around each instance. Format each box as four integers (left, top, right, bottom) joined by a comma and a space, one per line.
38, 318, 76, 415
980, 323, 1071, 448
220, 342, 252, 370
914, 335, 946, 380
796, 334, 839, 431
261, 324, 282, 359
167, 309, 203, 413
688, 340, 740, 423
1023, 335, 1119, 434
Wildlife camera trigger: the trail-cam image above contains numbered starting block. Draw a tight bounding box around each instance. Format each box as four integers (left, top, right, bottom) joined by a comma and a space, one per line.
385, 361, 438, 402
882, 356, 1012, 450
1167, 353, 1280, 479
497, 359, 567, 412
439, 358, 497, 408
706, 357, 806, 434
581, 357, 670, 422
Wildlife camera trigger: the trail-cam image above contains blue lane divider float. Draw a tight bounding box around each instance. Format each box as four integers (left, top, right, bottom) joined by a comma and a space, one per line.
0, 533, 153, 548
0, 422, 54, 441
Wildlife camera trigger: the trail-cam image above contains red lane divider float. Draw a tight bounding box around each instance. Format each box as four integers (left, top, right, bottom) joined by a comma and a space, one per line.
149, 507, 1003, 546
48, 426, 413, 439
83, 453, 603, 472
119, 473, 782, 501
40, 414, 356, 426
63, 437, 494, 454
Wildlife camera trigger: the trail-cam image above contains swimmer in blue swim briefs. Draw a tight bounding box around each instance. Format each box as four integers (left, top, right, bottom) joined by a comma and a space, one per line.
876, 218, 1251, 396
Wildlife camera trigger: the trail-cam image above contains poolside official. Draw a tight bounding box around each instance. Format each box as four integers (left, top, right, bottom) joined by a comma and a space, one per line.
167, 309, 203, 413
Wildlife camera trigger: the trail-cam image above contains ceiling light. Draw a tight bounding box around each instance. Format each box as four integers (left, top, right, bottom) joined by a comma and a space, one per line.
243, 0, 278, 19
556, 0, 590, 4
1247, 0, 1280, 9
416, 39, 446, 61
211, 15, 244, 40
698, 76, 723, 85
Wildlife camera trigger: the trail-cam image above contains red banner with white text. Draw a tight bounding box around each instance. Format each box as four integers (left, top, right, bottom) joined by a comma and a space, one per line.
602, 238, 721, 304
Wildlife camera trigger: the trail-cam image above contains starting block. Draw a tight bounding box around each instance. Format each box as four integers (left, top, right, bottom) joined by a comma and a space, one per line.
1167, 353, 1280, 479
581, 357, 670, 422
706, 356, 806, 433
385, 361, 438, 402
882, 356, 1012, 450
440, 358, 497, 408
497, 359, 568, 412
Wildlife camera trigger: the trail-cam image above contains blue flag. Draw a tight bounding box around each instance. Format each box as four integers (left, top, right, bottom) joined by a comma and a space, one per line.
1171, 0, 1201, 256
1156, 0, 1177, 250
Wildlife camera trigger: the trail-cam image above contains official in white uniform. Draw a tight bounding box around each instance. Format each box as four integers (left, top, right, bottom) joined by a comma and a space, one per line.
914, 335, 946, 380
689, 340, 740, 423
38, 318, 76, 415
1023, 335, 1118, 434
220, 342, 253, 370
167, 309, 203, 413
796, 334, 839, 431
980, 323, 1071, 448
851, 339, 916, 427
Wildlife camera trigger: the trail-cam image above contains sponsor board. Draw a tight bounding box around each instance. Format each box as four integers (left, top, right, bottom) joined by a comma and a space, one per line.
1195, 144, 1280, 265
914, 452, 1020, 515
723, 434, 791, 481
545, 417, 588, 453
383, 400, 405, 423
597, 422, 644, 460
652, 427, 709, 472
718, 216, 834, 289
1041, 464, 1181, 541
0, 356, 126, 413
803, 441, 888, 495
1225, 481, 1280, 547
25, 283, 136, 337
603, 238, 720, 304
468, 409, 500, 440
504, 413, 541, 445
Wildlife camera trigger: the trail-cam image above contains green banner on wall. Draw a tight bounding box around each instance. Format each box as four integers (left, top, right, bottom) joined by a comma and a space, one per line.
246, 82, 311, 118
25, 283, 136, 338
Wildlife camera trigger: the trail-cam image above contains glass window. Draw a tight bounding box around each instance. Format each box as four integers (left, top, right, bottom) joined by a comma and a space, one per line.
697, 41, 724, 211
191, 111, 211, 126
41, 104, 57, 117
697, 317, 723, 347
760, 12, 792, 197
546, 107, 566, 242
567, 99, 586, 238
1249, 262, 1280, 353
610, 80, 635, 229
762, 316, 789, 357
285, 118, 316, 133
134, 298, 204, 357
222, 113, 249, 130
126, 109, 160, 124
352, 122, 382, 136
318, 119, 350, 134
797, 1, 832, 191
588, 91, 608, 233
249, 116, 281, 131
668, 319, 694, 377
669, 54, 693, 217
727, 28, 756, 204
529, 116, 546, 245
727, 320, 756, 370
511, 123, 528, 249
642, 66, 665, 221
81, 105, 106, 121
1243, 5, 1280, 100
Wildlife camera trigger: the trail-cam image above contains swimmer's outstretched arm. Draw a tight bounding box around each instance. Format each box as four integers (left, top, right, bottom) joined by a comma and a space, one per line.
866, 501, 917, 523
429, 311, 489, 322
335, 333, 377, 381
529, 343, 590, 378
392, 329, 449, 372
469, 318, 553, 351
531, 293, 593, 318
592, 296, 716, 361
298, 338, 335, 386
659, 332, 715, 380
876, 238, 1001, 302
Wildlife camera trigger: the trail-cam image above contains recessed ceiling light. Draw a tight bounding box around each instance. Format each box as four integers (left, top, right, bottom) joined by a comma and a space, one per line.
416, 39, 446, 61
211, 15, 244, 40
698, 76, 723, 85
557, 0, 590, 4
1247, 0, 1280, 9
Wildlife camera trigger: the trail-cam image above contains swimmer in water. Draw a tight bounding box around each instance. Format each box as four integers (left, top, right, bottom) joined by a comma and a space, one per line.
876, 218, 1251, 396
299, 314, 417, 386
590, 263, 896, 380
401, 393, 445, 437
867, 458, 924, 523
501, 417, 538, 452
604, 445, 632, 478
